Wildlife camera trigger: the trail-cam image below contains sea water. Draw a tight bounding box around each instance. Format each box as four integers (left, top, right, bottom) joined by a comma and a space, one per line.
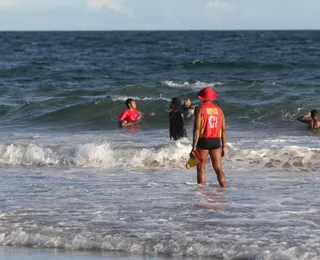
1, 31, 320, 259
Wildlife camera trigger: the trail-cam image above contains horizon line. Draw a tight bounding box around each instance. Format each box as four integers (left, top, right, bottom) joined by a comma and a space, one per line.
0, 29, 320, 32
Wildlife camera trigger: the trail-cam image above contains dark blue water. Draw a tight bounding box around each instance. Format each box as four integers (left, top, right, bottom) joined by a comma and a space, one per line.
1, 31, 320, 132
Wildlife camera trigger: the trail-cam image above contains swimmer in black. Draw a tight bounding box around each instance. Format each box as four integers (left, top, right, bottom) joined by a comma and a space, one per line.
297, 109, 320, 130
169, 97, 186, 140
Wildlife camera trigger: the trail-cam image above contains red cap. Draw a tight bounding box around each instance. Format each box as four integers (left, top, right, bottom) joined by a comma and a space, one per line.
197, 87, 217, 101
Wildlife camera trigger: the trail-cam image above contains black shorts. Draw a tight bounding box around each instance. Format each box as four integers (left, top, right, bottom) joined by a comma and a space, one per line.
197, 138, 222, 150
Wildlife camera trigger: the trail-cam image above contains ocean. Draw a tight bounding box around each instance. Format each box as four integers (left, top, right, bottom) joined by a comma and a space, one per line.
1, 31, 320, 260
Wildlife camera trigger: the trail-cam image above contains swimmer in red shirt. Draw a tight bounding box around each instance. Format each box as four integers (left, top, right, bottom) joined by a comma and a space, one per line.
119, 98, 155, 127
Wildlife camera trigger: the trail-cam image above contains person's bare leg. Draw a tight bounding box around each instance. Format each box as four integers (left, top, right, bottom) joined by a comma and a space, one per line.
196, 148, 209, 185
209, 148, 227, 188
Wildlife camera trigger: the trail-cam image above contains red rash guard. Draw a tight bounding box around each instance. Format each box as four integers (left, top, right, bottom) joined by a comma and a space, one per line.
119, 109, 140, 123
199, 103, 223, 138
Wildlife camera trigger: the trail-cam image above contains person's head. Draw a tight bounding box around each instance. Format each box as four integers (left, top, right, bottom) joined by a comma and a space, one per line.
184, 97, 192, 108
311, 109, 318, 119
170, 97, 181, 111
125, 98, 136, 109
197, 87, 217, 102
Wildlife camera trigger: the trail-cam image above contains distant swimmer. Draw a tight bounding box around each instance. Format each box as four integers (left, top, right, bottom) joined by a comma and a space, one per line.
119, 98, 155, 127
297, 109, 320, 130
182, 97, 195, 120
191, 87, 227, 187
169, 97, 186, 140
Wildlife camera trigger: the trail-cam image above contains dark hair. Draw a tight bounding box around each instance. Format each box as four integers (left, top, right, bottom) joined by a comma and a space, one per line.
185, 97, 193, 105
311, 109, 318, 119
126, 98, 134, 109
171, 97, 181, 109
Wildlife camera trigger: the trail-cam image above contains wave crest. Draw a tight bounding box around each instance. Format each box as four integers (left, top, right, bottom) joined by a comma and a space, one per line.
1, 139, 320, 171
0, 141, 190, 169
162, 80, 223, 89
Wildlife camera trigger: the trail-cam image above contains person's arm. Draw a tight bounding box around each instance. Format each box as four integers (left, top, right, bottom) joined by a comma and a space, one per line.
221, 111, 227, 157
138, 111, 145, 118
190, 106, 195, 115
176, 112, 186, 138
182, 114, 187, 138
169, 112, 174, 140
297, 112, 311, 124
119, 111, 128, 126
179, 112, 187, 138
191, 106, 201, 153
138, 111, 155, 119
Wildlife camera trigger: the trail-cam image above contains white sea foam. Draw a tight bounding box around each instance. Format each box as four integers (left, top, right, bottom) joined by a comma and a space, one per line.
0, 143, 59, 166
162, 80, 224, 89
1, 228, 319, 259
111, 95, 171, 102
225, 144, 320, 171
0, 139, 190, 169
1, 138, 320, 171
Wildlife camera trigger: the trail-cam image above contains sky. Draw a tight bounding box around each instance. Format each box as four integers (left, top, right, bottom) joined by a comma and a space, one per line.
0, 0, 319, 30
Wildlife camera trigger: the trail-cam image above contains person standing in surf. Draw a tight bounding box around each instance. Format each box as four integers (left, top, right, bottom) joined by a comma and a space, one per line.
169, 97, 186, 140
119, 98, 155, 127
297, 109, 320, 130
191, 87, 227, 187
